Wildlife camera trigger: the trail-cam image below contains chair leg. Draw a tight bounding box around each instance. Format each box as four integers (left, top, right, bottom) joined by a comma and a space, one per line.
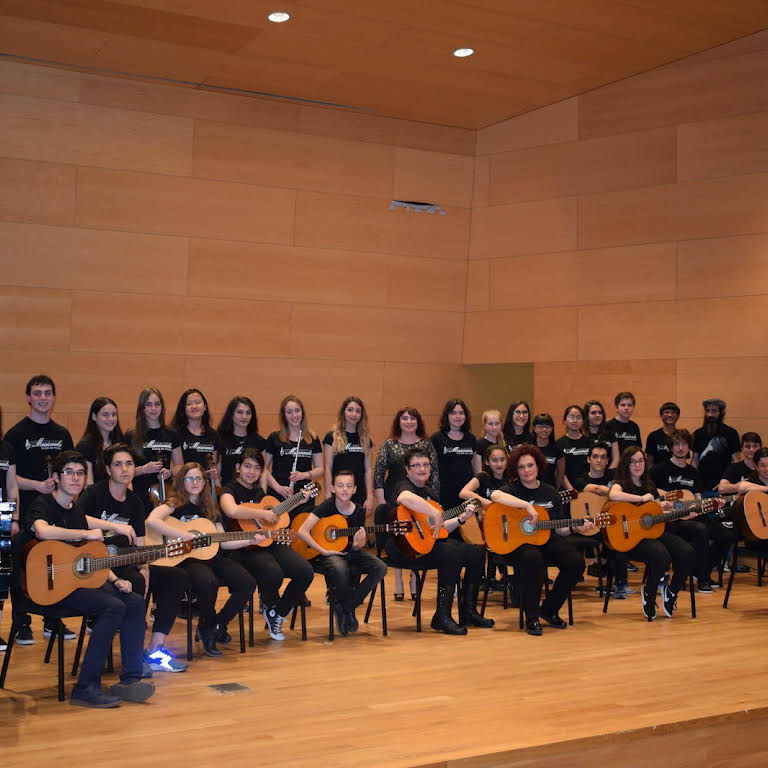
596, 543, 605, 597
480, 571, 490, 616
723, 548, 738, 608
328, 584, 335, 642
567, 591, 574, 626
248, 598, 255, 647
414, 570, 425, 632
300, 597, 307, 641
72, 616, 88, 677
364, 583, 375, 624
290, 602, 298, 630
44, 621, 57, 664
501, 564, 509, 610
238, 608, 246, 654
380, 580, 388, 637
603, 564, 614, 613
0, 617, 18, 688
689, 575, 697, 619
186, 593, 193, 661
57, 622, 65, 702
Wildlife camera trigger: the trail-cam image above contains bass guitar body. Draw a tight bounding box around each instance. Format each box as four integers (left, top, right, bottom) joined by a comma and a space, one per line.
24, 540, 110, 604
601, 501, 664, 552
145, 516, 219, 565
483, 503, 550, 554
732, 491, 768, 543
391, 500, 448, 558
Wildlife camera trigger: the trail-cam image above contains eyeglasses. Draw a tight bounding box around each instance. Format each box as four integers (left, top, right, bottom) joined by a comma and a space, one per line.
408, 463, 430, 470
628, 458, 645, 465
184, 476, 205, 484
513, 410, 528, 416
60, 469, 86, 477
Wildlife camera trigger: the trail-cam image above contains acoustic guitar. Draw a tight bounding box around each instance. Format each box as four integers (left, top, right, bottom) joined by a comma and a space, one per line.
23, 537, 193, 605
457, 509, 485, 546
731, 490, 768, 543
290, 512, 412, 560
229, 483, 319, 547
601, 495, 728, 552
145, 515, 296, 565
390, 499, 478, 558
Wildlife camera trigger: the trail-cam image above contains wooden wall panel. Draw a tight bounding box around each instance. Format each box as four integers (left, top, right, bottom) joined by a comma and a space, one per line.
463, 307, 578, 364
677, 235, 768, 299
289, 304, 464, 364
0, 286, 70, 351
489, 243, 675, 309
0, 59, 80, 101
294, 190, 470, 260
477, 98, 578, 155
677, 111, 768, 181
466, 260, 490, 312
193, 120, 394, 198
0, 158, 75, 226
381, 363, 463, 415
0, 94, 193, 175
75, 167, 296, 243
393, 148, 475, 209
70, 292, 293, 357
387, 256, 467, 313
578, 174, 768, 249
0, 222, 188, 294
578, 296, 768, 361
473, 155, 490, 208
489, 128, 676, 204
580, 50, 768, 138
470, 198, 577, 259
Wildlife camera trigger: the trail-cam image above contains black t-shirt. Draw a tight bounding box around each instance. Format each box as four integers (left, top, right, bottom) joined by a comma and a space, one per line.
4, 417, 74, 518
645, 428, 672, 464
389, 478, 438, 508
649, 461, 701, 494
537, 442, 559, 487
0, 439, 16, 501
323, 430, 369, 505
476, 437, 506, 458
693, 424, 741, 490
178, 426, 219, 469
473, 471, 506, 501
430, 431, 477, 509
507, 431, 534, 447
219, 432, 266, 485
722, 461, 753, 484
587, 428, 616, 453
125, 426, 182, 510
219, 480, 265, 532
572, 470, 614, 492
265, 432, 322, 492
169, 501, 210, 523
555, 435, 591, 484
313, 496, 366, 529
75, 436, 109, 484
504, 480, 566, 519
605, 418, 642, 454
77, 480, 145, 548
26, 492, 87, 538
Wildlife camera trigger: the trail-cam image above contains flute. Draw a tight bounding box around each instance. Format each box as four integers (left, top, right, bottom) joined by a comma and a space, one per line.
288, 429, 303, 492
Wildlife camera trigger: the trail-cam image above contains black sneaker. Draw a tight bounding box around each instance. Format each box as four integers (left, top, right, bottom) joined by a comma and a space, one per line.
43, 622, 76, 640
333, 603, 348, 637
660, 583, 678, 618
540, 612, 567, 629
15, 625, 34, 645
525, 618, 542, 636
641, 584, 657, 621
110, 680, 155, 703
216, 625, 232, 644
586, 563, 601, 578
626, 561, 639, 572
70, 686, 121, 708
262, 607, 285, 641
345, 607, 359, 634
696, 578, 713, 594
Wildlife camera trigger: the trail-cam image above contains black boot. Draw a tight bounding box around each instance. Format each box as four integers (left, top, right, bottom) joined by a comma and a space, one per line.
462, 583, 495, 628
430, 584, 467, 635
198, 625, 222, 657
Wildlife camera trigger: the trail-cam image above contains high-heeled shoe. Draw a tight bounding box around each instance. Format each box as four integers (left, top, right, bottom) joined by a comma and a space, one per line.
394, 592, 404, 602
197, 625, 222, 657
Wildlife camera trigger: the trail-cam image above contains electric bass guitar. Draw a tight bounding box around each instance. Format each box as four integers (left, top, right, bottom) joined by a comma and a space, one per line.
290, 512, 412, 560
391, 498, 479, 558
229, 483, 320, 547
23, 537, 193, 605
731, 490, 768, 543
145, 515, 297, 565
601, 494, 732, 552
483, 491, 611, 554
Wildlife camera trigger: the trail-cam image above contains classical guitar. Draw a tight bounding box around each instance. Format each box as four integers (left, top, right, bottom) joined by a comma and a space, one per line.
602, 495, 729, 552
390, 498, 479, 558
290, 512, 412, 560
731, 490, 768, 542
23, 537, 193, 605
145, 515, 296, 565
229, 483, 320, 547
458, 508, 485, 546
483, 491, 611, 554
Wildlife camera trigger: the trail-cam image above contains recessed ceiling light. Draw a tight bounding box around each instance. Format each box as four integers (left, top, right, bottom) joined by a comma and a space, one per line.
268, 11, 290, 23
453, 48, 474, 58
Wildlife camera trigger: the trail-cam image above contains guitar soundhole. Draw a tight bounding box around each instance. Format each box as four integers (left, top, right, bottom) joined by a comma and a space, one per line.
74, 555, 91, 577
639, 515, 652, 530
327, 530, 337, 541
521, 519, 535, 536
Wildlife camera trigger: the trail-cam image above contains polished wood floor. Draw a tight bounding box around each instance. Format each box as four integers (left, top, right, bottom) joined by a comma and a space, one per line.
1, 555, 767, 767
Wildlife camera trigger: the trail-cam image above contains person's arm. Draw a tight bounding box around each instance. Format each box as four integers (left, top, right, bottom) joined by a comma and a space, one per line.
488, 489, 537, 521
217, 520, 262, 550
426, 441, 440, 493
85, 514, 137, 544
322, 443, 333, 500
581, 483, 610, 496
471, 452, 481, 475
297, 512, 335, 556
219, 491, 278, 524
396, 490, 443, 536
33, 517, 102, 542
169, 446, 183, 478
609, 441, 620, 469
556, 457, 568, 489
264, 450, 291, 498
146, 503, 196, 540
737, 479, 768, 495
16, 472, 55, 495
608, 482, 654, 503
84, 460, 95, 487
363, 451, 375, 517
691, 452, 700, 469
458, 476, 490, 508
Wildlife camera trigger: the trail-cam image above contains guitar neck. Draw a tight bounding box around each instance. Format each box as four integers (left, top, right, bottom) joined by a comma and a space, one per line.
330, 523, 396, 538
84, 545, 175, 572
649, 498, 721, 525
534, 517, 589, 531
441, 501, 471, 522
208, 529, 285, 544
272, 489, 310, 516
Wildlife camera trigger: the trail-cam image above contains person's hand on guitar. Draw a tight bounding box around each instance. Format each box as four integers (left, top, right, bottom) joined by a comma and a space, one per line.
352, 526, 366, 550
250, 532, 267, 546
113, 578, 133, 593
660, 500, 674, 512
429, 512, 444, 538
113, 523, 137, 545
575, 517, 596, 534
526, 504, 538, 523
83, 528, 104, 542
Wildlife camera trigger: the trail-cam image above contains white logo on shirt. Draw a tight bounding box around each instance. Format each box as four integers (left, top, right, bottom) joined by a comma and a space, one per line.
24, 438, 63, 450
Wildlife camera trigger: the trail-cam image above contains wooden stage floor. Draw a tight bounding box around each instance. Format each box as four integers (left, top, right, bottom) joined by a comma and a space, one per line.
2, 556, 767, 767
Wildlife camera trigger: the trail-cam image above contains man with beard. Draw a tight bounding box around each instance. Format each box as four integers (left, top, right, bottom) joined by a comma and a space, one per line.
692, 399, 740, 492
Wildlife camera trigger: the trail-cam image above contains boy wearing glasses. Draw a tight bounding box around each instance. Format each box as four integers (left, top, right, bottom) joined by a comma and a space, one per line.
4, 374, 74, 644
23, 450, 154, 707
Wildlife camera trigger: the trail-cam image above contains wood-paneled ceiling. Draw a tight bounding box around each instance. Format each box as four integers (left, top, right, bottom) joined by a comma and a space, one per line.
1, 0, 768, 129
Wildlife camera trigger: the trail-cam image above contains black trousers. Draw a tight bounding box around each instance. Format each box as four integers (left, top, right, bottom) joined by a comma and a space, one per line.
311, 550, 387, 609
668, 520, 710, 580
611, 531, 695, 595
384, 536, 484, 586
229, 544, 314, 618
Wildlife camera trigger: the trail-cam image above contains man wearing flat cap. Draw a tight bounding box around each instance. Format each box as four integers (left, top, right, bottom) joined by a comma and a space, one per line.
692, 399, 740, 491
